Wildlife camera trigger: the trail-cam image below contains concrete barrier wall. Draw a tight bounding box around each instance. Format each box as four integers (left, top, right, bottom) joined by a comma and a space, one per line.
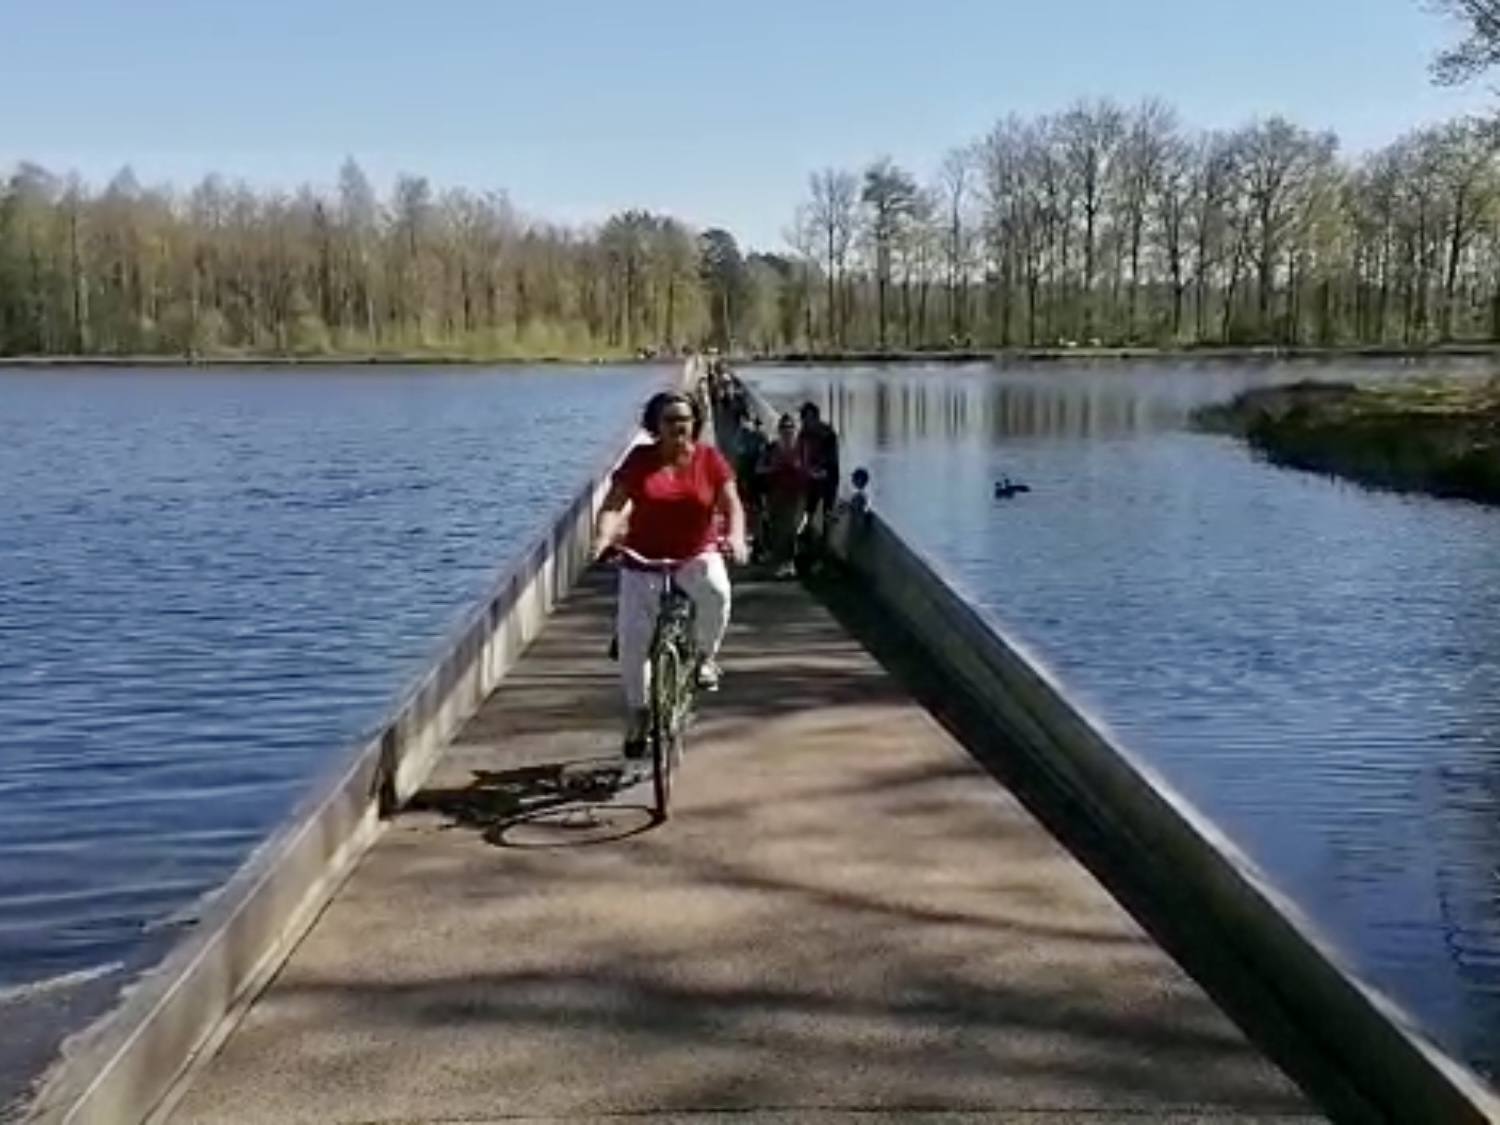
725, 374, 1500, 1124
18, 367, 695, 1125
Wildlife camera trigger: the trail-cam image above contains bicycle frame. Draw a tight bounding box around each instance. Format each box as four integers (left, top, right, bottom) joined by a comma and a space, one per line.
610, 547, 703, 820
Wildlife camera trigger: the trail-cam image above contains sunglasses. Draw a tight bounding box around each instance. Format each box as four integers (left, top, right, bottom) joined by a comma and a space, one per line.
662, 411, 694, 424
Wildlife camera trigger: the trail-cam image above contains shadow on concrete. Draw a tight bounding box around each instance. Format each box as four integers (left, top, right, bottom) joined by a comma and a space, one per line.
270, 963, 1298, 1109
169, 550, 1325, 1123
802, 564, 1368, 1124
258, 830, 1313, 1117
406, 760, 658, 849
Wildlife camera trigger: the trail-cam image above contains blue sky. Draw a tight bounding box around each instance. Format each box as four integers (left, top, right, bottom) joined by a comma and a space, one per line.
2, 0, 1493, 249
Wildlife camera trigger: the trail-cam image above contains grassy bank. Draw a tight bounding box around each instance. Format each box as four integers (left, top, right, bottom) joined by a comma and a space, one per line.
1195, 377, 1500, 504
742, 343, 1500, 365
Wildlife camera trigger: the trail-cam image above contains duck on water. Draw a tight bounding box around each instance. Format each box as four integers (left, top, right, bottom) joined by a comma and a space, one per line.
994, 477, 1031, 499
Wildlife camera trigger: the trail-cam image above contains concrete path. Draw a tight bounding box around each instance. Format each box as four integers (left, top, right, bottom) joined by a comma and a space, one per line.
164, 571, 1321, 1123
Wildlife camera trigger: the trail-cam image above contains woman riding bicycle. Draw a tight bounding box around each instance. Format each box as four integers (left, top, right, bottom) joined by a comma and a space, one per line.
592, 390, 749, 758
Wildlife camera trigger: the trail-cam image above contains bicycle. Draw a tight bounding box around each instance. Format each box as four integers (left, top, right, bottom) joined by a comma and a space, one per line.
606, 545, 702, 821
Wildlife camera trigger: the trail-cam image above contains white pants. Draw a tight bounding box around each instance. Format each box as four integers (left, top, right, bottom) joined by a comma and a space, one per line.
617, 551, 731, 711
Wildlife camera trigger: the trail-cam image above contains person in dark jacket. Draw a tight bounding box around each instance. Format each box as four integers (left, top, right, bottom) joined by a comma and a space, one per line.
734, 414, 768, 554
795, 401, 840, 551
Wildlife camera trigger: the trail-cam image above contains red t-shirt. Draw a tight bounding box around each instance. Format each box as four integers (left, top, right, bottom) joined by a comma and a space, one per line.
763, 442, 807, 498
613, 441, 732, 563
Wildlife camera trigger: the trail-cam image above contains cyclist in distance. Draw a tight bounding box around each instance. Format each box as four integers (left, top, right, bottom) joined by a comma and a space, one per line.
592, 390, 749, 758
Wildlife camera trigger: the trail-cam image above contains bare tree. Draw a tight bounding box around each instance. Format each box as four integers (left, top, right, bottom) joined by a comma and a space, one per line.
1428, 0, 1500, 84
806, 168, 860, 347
783, 205, 821, 348
935, 145, 979, 341
1117, 100, 1177, 339
1058, 99, 1127, 339
860, 157, 920, 347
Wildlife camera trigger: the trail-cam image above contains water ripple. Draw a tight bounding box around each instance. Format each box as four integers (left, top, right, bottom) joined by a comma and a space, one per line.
0, 364, 662, 1103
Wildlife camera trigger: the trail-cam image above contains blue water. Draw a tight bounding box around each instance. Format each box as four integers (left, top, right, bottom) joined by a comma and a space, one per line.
0, 363, 662, 1106
753, 360, 1500, 1083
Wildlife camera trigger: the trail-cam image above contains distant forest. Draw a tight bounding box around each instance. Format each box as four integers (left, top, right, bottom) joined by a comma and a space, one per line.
6, 99, 1500, 358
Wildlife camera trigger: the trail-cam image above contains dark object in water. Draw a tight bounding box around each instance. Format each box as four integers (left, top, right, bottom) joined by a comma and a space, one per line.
994, 476, 1031, 499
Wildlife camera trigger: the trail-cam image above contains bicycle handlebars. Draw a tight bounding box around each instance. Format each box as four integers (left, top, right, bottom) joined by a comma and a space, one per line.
601, 545, 695, 573
601, 537, 744, 571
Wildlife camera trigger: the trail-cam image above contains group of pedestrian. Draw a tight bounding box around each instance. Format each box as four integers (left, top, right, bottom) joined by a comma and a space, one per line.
725, 399, 841, 578
756, 405, 840, 576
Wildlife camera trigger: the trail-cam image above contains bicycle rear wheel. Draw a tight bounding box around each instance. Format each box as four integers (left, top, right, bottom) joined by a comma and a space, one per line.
648, 641, 683, 820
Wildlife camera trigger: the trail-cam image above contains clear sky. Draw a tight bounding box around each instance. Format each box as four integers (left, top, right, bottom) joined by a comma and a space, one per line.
1, 0, 1493, 250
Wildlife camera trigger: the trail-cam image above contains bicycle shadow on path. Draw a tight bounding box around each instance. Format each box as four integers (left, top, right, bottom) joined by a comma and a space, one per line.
405, 758, 659, 849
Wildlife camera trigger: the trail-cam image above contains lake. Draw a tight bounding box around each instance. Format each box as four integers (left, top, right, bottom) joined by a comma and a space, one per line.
0, 363, 664, 1108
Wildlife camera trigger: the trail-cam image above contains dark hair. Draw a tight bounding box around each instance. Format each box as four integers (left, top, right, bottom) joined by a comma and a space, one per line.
799, 401, 820, 421
642, 390, 704, 438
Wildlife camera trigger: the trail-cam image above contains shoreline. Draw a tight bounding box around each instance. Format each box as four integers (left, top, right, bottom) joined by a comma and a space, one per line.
0, 354, 654, 370
6, 342, 1500, 370
740, 343, 1500, 365
1195, 377, 1500, 505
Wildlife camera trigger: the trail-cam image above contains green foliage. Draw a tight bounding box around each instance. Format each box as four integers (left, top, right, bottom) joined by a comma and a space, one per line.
0, 163, 712, 359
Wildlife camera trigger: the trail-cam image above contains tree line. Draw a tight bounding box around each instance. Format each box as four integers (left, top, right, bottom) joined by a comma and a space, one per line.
0, 160, 724, 358
768, 5, 1500, 353
4, 4, 1500, 360
777, 105, 1500, 353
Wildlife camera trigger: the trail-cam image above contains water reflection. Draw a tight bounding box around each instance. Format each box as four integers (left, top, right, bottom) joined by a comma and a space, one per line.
822, 373, 1159, 447
754, 360, 1500, 1082
801, 360, 1498, 449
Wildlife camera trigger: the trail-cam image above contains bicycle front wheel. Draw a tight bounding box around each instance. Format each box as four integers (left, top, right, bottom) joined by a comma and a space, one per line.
648, 641, 683, 821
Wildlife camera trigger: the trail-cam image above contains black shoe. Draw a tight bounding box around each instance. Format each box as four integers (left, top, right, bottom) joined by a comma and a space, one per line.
622, 709, 649, 759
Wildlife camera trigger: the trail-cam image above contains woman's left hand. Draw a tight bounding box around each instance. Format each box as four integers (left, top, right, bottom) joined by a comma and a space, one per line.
726, 535, 750, 565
